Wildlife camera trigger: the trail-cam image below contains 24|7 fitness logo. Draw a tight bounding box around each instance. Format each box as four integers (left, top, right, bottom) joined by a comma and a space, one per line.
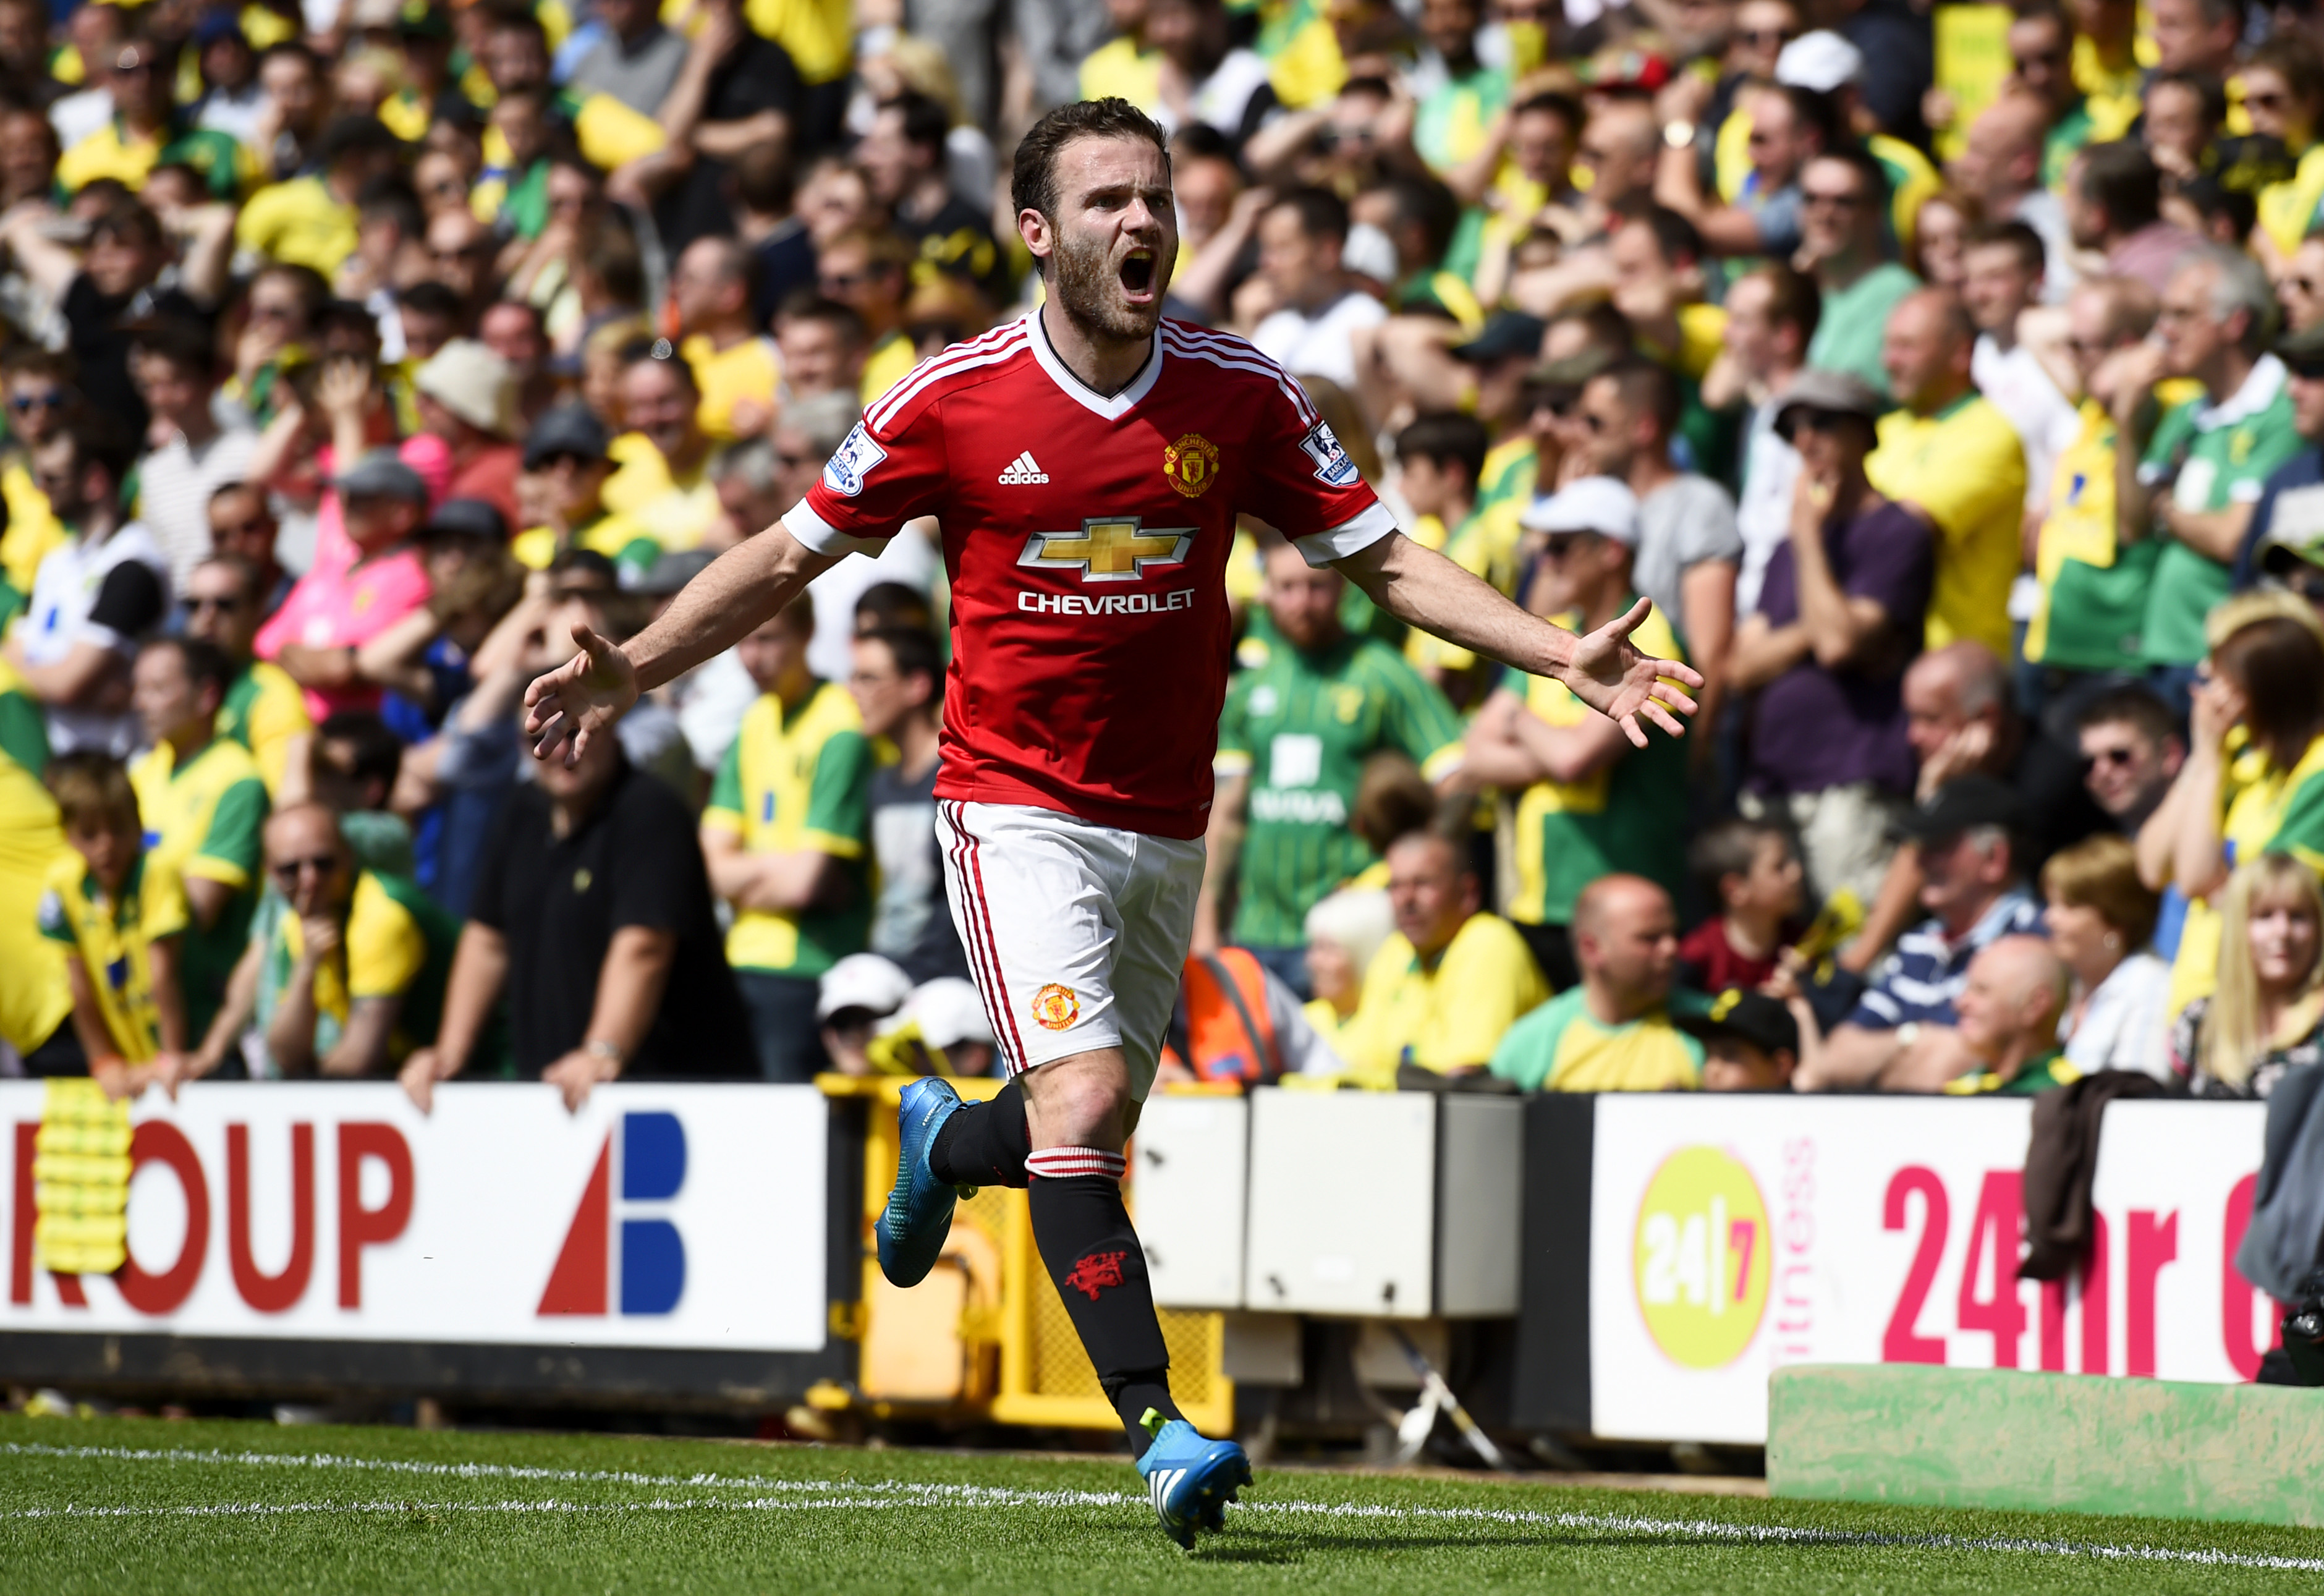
1632, 1146, 1773, 1369
538, 1111, 689, 1317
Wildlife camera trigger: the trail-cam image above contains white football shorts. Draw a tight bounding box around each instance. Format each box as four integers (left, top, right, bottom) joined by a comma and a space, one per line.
935, 799, 1202, 1102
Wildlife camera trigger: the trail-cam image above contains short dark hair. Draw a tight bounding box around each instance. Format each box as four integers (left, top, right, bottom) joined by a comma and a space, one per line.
2077, 683, 2179, 748
1965, 218, 2046, 275
1010, 97, 1170, 234
142, 635, 236, 701
2250, 33, 2324, 111
1689, 815, 1792, 898
1270, 185, 1349, 245
89, 200, 163, 253
855, 580, 934, 632
356, 175, 425, 237
127, 316, 215, 377
1744, 260, 1821, 347
1372, 172, 1461, 261
860, 624, 942, 694
1395, 412, 1489, 488
1621, 202, 1703, 269
1512, 90, 1584, 137
777, 290, 868, 349
2146, 68, 2229, 129
735, 137, 797, 214
316, 710, 404, 795
2213, 616, 2324, 771
397, 279, 463, 323
886, 90, 951, 161
1593, 355, 1682, 443
49, 410, 138, 488
1807, 143, 1889, 210
2076, 141, 2161, 234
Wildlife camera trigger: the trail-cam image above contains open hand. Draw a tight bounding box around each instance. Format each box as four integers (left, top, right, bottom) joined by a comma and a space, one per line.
524, 622, 640, 765
1559, 597, 1703, 747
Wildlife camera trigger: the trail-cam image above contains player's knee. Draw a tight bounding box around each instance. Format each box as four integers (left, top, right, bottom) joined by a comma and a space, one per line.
1025, 1055, 1132, 1150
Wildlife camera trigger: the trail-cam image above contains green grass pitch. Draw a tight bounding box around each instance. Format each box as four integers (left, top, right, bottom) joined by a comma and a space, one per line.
4, 1412, 2324, 1594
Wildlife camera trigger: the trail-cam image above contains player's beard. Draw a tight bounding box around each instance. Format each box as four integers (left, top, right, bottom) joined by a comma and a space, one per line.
1049, 225, 1166, 346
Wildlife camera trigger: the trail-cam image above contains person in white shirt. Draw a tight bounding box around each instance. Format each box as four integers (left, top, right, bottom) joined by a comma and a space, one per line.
1962, 220, 2081, 637
129, 318, 258, 593
1716, 261, 1819, 616
11, 415, 171, 757
2043, 834, 2172, 1079
1247, 187, 1388, 393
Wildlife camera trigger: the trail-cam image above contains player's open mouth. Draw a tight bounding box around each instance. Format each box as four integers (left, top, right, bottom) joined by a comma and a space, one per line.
1119, 248, 1156, 300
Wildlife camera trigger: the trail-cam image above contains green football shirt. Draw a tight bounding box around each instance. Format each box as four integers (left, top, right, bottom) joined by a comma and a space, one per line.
1216, 635, 1465, 948
2140, 357, 2305, 666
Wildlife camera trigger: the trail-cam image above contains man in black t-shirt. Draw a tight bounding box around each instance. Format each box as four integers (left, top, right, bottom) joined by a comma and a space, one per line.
652, 0, 805, 257
399, 726, 753, 1111
855, 90, 1009, 306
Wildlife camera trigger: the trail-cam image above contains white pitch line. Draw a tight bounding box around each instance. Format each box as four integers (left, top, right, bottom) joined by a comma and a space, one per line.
4, 1440, 2323, 1574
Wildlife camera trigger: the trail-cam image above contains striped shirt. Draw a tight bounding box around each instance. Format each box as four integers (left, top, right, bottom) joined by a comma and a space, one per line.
135, 428, 258, 593
1845, 889, 2045, 1030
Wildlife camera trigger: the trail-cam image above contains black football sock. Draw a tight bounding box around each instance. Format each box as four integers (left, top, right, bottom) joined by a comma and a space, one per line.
1026, 1149, 1181, 1458
928, 1080, 1030, 1189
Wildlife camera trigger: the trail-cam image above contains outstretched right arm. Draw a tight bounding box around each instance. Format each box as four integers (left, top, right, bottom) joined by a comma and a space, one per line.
524, 521, 841, 764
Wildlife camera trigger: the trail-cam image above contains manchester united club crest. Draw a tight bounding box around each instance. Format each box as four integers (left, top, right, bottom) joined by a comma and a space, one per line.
1163, 433, 1220, 498
1032, 983, 1080, 1030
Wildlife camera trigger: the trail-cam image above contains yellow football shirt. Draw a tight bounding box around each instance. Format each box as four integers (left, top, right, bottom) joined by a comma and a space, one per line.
1867, 394, 2027, 658
37, 851, 188, 1062
702, 681, 874, 976
1334, 911, 1548, 1085
681, 333, 782, 441
233, 174, 359, 276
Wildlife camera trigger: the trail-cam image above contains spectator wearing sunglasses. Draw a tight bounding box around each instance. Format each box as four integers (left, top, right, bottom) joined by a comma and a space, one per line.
225, 801, 458, 1080
0, 348, 75, 611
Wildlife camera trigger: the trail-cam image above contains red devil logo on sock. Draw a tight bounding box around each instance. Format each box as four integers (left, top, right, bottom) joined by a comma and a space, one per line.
1063, 1250, 1127, 1299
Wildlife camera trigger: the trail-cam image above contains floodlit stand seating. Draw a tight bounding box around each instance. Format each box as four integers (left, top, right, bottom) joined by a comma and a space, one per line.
809, 1075, 1234, 1435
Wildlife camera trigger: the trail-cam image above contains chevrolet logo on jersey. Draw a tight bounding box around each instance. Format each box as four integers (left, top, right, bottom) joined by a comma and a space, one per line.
1018, 518, 1195, 583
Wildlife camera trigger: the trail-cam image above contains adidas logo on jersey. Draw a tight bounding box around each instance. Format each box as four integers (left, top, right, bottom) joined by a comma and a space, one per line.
997, 451, 1050, 485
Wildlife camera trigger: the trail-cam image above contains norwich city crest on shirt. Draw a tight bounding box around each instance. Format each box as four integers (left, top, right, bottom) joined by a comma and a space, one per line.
1163, 433, 1219, 498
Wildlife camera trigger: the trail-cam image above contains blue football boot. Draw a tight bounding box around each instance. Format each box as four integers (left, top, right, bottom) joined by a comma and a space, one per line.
1135, 1412, 1252, 1550
876, 1077, 969, 1288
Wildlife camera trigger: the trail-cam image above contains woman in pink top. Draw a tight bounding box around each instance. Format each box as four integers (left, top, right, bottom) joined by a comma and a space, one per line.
254, 450, 435, 719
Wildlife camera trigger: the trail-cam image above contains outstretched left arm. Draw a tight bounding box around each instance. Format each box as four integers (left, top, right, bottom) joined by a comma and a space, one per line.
1330, 531, 1703, 747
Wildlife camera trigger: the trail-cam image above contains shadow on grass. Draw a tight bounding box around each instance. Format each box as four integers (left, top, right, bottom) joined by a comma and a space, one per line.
1196, 1527, 1883, 1560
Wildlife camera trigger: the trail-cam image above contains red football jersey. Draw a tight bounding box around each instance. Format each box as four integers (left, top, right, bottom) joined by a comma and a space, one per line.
786, 313, 1394, 839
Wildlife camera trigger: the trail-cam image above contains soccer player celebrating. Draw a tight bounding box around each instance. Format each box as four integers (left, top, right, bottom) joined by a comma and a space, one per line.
524, 99, 1700, 1548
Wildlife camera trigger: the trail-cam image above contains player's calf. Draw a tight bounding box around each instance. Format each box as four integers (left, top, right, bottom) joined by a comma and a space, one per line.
929, 1079, 1032, 1188
1027, 1145, 1185, 1454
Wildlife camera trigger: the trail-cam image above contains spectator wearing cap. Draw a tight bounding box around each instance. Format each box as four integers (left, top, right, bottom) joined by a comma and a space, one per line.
1465, 477, 1688, 989
1868, 287, 2028, 661
1490, 874, 1700, 1092
2116, 250, 2309, 709
255, 449, 433, 721
13, 415, 171, 758
1797, 148, 1922, 398
604, 349, 724, 554
1939, 935, 2079, 1095
1571, 357, 1741, 715
1244, 189, 1387, 396
359, 499, 522, 744
897, 978, 1001, 1080
702, 596, 874, 1082
401, 677, 756, 1113
850, 622, 969, 984
672, 237, 783, 443
1801, 775, 2046, 1092
2233, 320, 2324, 598
414, 339, 524, 530
234, 114, 403, 277
182, 549, 312, 796
129, 319, 259, 593
514, 404, 655, 576
1731, 370, 1932, 909
815, 951, 914, 1076
1681, 988, 1805, 1092
54, 36, 249, 202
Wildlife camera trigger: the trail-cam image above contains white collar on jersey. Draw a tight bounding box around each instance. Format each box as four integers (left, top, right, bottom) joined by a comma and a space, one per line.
1024, 305, 1164, 421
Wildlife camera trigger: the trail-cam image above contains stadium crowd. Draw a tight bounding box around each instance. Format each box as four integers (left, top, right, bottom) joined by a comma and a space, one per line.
6, 0, 2324, 1108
